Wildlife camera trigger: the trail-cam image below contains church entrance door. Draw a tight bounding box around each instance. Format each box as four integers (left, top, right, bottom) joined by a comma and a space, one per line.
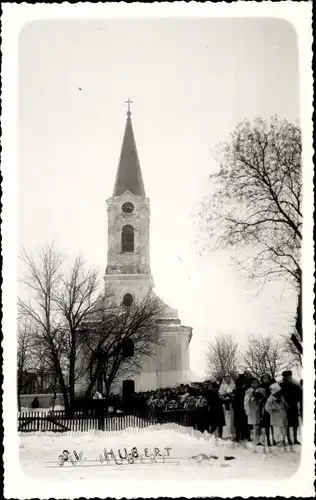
122, 379, 135, 400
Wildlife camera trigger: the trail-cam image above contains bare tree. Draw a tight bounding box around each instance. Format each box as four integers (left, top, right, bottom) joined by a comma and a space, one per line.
53, 256, 104, 409
206, 334, 239, 382
18, 244, 71, 412
197, 117, 302, 355
17, 314, 61, 409
282, 334, 302, 368
17, 318, 34, 410
242, 335, 292, 380
18, 245, 110, 413
81, 293, 164, 398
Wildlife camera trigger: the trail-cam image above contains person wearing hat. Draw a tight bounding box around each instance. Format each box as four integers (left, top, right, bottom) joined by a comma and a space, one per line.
280, 370, 301, 445
265, 382, 288, 447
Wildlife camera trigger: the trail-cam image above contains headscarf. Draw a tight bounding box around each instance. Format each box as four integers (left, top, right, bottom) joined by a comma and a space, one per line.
219, 375, 236, 395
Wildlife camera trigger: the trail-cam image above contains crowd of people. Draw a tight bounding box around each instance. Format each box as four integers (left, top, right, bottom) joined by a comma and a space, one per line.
130, 370, 302, 447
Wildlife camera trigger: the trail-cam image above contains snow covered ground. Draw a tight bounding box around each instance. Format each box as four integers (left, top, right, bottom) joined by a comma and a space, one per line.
19, 424, 301, 481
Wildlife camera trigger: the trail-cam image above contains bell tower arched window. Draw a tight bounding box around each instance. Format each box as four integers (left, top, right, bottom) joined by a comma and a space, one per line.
122, 225, 134, 253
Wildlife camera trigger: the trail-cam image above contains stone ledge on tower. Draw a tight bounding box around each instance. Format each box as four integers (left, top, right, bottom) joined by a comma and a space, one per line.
107, 190, 150, 207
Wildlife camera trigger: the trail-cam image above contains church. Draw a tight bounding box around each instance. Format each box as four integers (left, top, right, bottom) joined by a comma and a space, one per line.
77, 103, 192, 396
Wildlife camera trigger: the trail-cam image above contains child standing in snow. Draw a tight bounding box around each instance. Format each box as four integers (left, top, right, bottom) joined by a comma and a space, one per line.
265, 383, 288, 447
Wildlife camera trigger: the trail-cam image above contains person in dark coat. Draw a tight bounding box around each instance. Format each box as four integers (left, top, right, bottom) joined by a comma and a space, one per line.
204, 382, 225, 438
231, 375, 248, 443
259, 374, 276, 446
31, 397, 39, 409
280, 370, 301, 445
243, 371, 253, 389
211, 380, 221, 391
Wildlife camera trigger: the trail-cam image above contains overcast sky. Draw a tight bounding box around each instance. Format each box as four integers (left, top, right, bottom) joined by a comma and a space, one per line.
18, 18, 300, 377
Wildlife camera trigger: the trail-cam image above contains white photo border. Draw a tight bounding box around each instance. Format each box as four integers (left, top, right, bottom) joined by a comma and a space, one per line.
2, 2, 314, 498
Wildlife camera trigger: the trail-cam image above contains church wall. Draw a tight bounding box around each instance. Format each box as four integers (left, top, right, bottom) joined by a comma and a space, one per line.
104, 275, 152, 304
139, 200, 151, 271
74, 307, 192, 397
98, 327, 191, 395
74, 328, 191, 397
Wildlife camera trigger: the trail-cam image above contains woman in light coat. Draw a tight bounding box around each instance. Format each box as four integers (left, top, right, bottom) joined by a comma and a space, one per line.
265, 383, 288, 446
219, 375, 236, 439
244, 378, 265, 445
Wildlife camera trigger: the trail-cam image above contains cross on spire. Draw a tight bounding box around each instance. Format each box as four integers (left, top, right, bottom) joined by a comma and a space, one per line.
125, 98, 133, 115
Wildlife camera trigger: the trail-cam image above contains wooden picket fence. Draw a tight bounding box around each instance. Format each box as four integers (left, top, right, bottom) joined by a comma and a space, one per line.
18, 409, 190, 433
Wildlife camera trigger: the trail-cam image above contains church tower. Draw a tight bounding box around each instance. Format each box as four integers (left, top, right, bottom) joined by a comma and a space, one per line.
105, 104, 154, 302
104, 102, 192, 392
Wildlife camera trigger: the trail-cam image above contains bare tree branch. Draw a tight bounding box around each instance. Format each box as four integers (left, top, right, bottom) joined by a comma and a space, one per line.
206, 334, 240, 381
80, 293, 165, 397
242, 335, 292, 380
196, 116, 302, 356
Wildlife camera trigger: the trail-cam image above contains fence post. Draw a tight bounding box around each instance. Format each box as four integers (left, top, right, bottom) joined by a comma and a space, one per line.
97, 406, 104, 431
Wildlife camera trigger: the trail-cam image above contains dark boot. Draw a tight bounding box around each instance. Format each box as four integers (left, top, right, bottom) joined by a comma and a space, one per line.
293, 427, 300, 444
270, 427, 276, 445
265, 427, 271, 446
266, 430, 272, 447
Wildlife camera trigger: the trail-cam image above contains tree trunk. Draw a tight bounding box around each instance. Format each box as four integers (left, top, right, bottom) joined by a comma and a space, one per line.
292, 284, 302, 357
84, 359, 102, 398
68, 339, 76, 410
58, 375, 70, 414
51, 387, 57, 411
17, 383, 22, 412
295, 286, 302, 341
51, 352, 70, 415
104, 382, 111, 398
51, 371, 59, 411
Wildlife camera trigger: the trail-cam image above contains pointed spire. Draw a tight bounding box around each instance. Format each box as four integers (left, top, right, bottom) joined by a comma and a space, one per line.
113, 103, 146, 197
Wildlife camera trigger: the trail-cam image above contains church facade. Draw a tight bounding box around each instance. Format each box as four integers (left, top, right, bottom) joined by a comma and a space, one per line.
76, 106, 192, 396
